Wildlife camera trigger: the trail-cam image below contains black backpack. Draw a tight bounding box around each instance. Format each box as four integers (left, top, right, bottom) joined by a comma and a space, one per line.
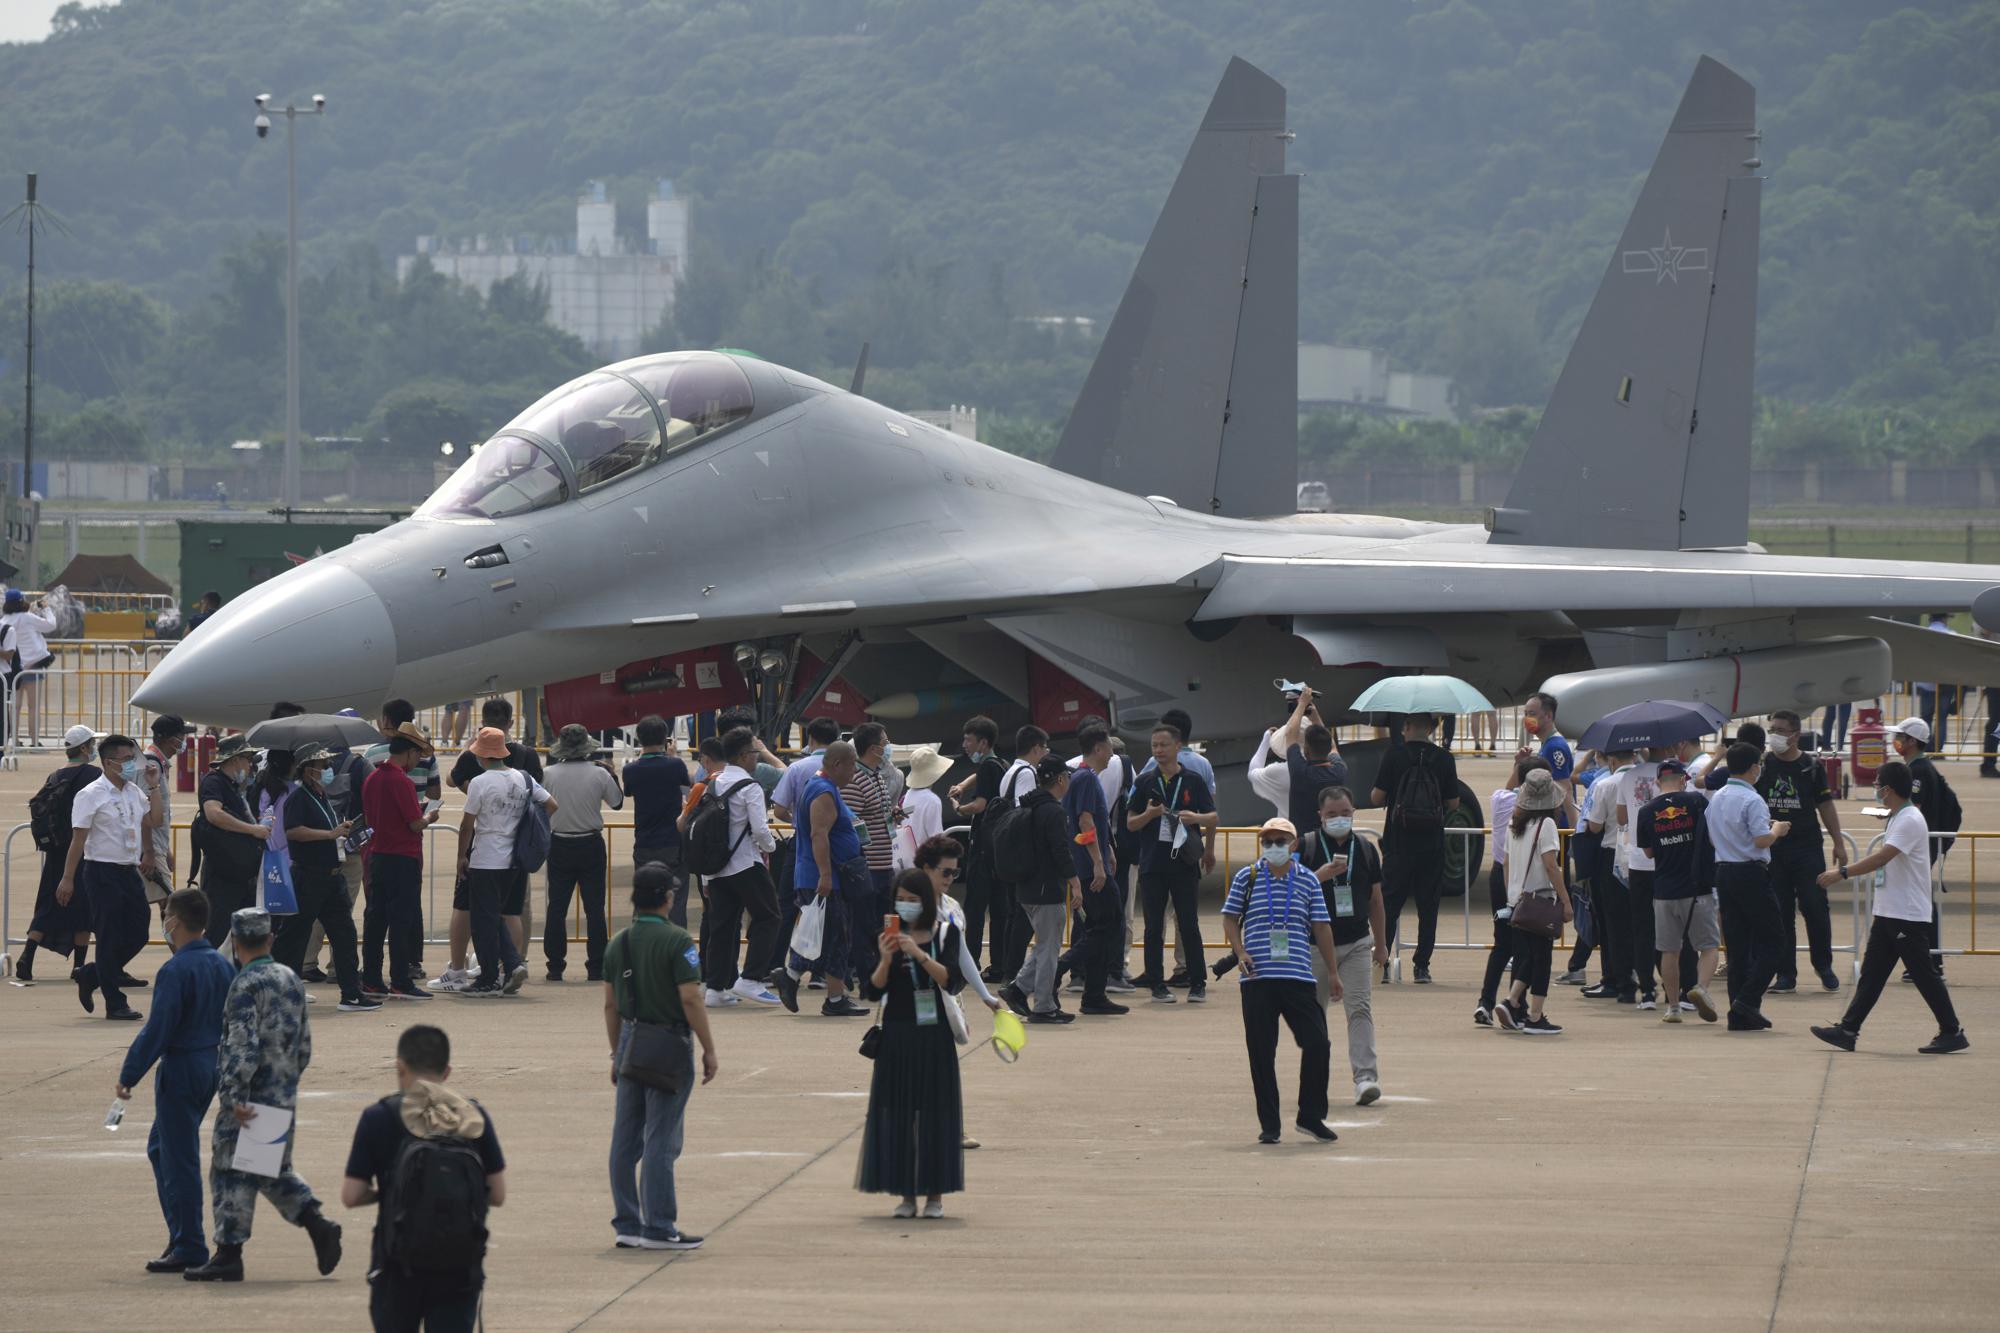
29, 766, 93, 854
987, 797, 1041, 884
684, 779, 754, 877
1392, 749, 1447, 835
378, 1096, 490, 1274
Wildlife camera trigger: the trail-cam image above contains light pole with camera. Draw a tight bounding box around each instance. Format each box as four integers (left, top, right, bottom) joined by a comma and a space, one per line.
253, 92, 326, 511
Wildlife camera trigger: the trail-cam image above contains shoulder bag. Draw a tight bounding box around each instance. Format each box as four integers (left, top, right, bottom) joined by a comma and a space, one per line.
614, 937, 694, 1094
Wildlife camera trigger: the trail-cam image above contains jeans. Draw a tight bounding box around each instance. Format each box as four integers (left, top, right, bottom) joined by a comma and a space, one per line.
465, 867, 523, 987
702, 863, 781, 992
838, 857, 879, 984
275, 862, 361, 1000
1239, 979, 1329, 1135
1140, 862, 1204, 989
1380, 844, 1445, 969
1768, 846, 1834, 980
369, 1267, 481, 1333
609, 1020, 696, 1242
151, 1051, 218, 1263
1821, 702, 1852, 750
362, 852, 423, 988
1716, 861, 1782, 1012
1312, 935, 1378, 1085
545, 834, 609, 978
1840, 915, 1960, 1036
1012, 900, 1066, 1014
78, 861, 148, 1013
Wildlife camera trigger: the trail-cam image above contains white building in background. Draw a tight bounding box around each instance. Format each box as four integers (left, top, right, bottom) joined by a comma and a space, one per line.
398, 180, 690, 360
1297, 342, 1457, 421
906, 406, 978, 439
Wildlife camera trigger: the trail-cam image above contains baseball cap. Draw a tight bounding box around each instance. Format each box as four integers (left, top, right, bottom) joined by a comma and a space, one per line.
62, 724, 102, 749
1258, 816, 1299, 840
1887, 717, 1932, 744
1656, 757, 1689, 777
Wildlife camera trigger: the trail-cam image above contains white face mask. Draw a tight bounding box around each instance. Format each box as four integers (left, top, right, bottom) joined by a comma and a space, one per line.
894, 900, 922, 923
1260, 843, 1292, 869
1323, 816, 1353, 839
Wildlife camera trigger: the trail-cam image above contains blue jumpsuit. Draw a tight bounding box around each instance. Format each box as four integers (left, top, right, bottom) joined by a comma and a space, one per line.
118, 937, 237, 1264
210, 955, 319, 1245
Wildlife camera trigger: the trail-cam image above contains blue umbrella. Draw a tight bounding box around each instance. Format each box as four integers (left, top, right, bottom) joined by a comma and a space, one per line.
1576, 699, 1730, 753
1349, 675, 1495, 716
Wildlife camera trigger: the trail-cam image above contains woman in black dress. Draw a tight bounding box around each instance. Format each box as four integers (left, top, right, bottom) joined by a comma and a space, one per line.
857, 868, 965, 1218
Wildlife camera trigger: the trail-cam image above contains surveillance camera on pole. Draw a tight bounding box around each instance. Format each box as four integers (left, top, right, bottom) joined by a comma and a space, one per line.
250, 92, 330, 509
254, 114, 271, 138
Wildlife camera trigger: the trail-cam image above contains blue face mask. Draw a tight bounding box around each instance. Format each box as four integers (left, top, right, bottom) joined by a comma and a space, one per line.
119, 758, 141, 783
320, 767, 337, 786
895, 900, 922, 923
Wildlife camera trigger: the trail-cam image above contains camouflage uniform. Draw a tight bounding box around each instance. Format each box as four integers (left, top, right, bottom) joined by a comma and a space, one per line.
209, 954, 319, 1245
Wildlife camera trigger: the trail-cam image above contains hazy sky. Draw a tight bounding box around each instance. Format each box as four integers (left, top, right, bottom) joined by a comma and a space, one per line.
0, 0, 110, 45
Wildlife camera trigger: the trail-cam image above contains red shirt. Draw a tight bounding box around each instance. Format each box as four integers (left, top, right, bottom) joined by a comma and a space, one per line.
362, 761, 424, 860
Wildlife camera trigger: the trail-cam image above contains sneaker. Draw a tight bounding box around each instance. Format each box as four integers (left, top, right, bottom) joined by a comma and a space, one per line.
388, 984, 434, 1001
1412, 966, 1432, 985
431, 967, 472, 993
1661, 1007, 1683, 1024
545, 969, 565, 983
999, 984, 1030, 1017
892, 1200, 917, 1219
1811, 1023, 1857, 1052
921, 1201, 945, 1220
1150, 986, 1177, 1004
1380, 963, 1392, 984
1817, 969, 1841, 992
656, 1230, 704, 1250
1492, 1001, 1520, 1032
1293, 1118, 1339, 1143
336, 995, 384, 1013
501, 964, 529, 996
1635, 993, 1657, 1011
1767, 977, 1797, 995
1555, 969, 1589, 986
1919, 1030, 1970, 1055
1080, 999, 1130, 1016
1257, 1129, 1281, 1145
1581, 982, 1619, 999
462, 981, 503, 998
1678, 1000, 1698, 1013
614, 1235, 648, 1248
1027, 1009, 1075, 1025
775, 971, 801, 1013
1521, 1015, 1564, 1035
1355, 1080, 1382, 1106
1166, 969, 1191, 988
1064, 976, 1085, 993
1616, 992, 1638, 1006
1686, 985, 1719, 1023
300, 966, 329, 984
1104, 976, 1137, 995
730, 978, 781, 1005
358, 978, 390, 998
1472, 1006, 1493, 1027
1186, 987, 1207, 1005
704, 989, 741, 1008
821, 996, 870, 1018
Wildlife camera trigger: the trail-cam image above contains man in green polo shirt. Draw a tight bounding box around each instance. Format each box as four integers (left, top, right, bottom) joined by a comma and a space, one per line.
603, 863, 719, 1251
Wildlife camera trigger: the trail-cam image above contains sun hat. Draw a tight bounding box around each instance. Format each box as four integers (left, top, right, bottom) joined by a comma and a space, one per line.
1517, 768, 1563, 812
904, 745, 952, 790
549, 724, 596, 762
471, 727, 510, 760
214, 734, 257, 763
1258, 816, 1298, 841
291, 741, 333, 767
388, 721, 435, 756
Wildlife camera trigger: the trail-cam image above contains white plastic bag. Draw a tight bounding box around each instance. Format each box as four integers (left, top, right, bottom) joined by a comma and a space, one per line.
790, 896, 826, 961
944, 992, 969, 1045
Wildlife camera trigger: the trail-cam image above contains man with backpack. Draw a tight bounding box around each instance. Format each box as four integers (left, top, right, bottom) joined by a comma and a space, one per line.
983, 725, 1049, 982
621, 715, 694, 925
455, 729, 557, 997
1369, 713, 1460, 986
1888, 717, 1961, 979
949, 715, 1008, 972
192, 735, 270, 947
997, 757, 1083, 1024
342, 1024, 507, 1330
16, 724, 103, 982
688, 727, 781, 1009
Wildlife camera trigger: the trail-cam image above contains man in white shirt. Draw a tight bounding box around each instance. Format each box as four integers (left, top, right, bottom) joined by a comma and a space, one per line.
1810, 760, 1967, 1053
540, 724, 625, 983
455, 729, 556, 997
704, 728, 784, 1009
1580, 754, 1634, 1000
1613, 750, 1664, 1007
59, 733, 152, 1020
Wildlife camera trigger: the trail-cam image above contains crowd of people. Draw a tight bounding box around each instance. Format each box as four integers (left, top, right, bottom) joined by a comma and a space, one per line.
11, 680, 1979, 1327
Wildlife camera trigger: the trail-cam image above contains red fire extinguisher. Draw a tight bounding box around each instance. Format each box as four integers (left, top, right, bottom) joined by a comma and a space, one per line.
1849, 707, 1886, 788
178, 732, 217, 792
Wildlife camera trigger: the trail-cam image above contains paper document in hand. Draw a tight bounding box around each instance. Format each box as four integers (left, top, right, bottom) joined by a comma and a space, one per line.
231, 1103, 295, 1178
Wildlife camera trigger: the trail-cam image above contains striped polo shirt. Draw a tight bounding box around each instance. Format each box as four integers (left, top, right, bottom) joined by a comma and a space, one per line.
1222, 860, 1329, 984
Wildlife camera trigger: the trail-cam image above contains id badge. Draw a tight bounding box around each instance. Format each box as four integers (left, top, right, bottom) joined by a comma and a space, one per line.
335, 840, 348, 864
1268, 928, 1291, 961
1332, 884, 1355, 917
912, 990, 939, 1026
855, 822, 873, 847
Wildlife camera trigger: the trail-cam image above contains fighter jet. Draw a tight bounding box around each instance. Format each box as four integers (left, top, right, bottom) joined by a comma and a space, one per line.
137, 56, 2000, 783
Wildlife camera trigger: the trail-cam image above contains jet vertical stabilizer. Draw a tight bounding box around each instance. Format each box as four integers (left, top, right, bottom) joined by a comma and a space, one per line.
1051, 56, 1297, 517
1490, 55, 1760, 552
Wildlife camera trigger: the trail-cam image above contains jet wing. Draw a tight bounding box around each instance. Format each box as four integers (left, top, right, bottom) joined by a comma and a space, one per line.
1193, 547, 2000, 622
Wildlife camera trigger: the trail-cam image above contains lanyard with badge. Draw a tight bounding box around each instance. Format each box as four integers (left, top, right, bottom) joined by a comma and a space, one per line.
1157, 776, 1184, 843
906, 934, 941, 1026
1324, 838, 1357, 919
303, 788, 345, 861
1260, 860, 1297, 961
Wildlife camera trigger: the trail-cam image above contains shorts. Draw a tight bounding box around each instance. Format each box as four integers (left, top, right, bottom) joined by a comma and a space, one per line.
1654, 894, 1721, 952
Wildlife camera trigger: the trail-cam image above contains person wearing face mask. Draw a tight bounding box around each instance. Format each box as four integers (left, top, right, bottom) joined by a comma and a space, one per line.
1756, 710, 1848, 994
1294, 788, 1385, 1105
58, 733, 152, 1020
858, 868, 969, 1218
1223, 817, 1343, 1145
15, 724, 103, 983
271, 743, 377, 1013
1479, 756, 1548, 1026
141, 715, 189, 910
113, 888, 237, 1274
194, 736, 272, 947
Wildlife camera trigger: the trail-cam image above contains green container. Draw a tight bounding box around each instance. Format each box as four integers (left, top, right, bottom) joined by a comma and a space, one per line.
177, 515, 399, 606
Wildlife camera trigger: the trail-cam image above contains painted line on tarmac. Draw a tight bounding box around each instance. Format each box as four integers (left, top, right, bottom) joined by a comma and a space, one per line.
1766, 1053, 1835, 1333
0, 1046, 117, 1100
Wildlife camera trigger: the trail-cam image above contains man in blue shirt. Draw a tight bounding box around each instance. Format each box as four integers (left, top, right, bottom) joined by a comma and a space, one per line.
1223, 818, 1343, 1145
770, 716, 842, 821
1057, 736, 1125, 1015
115, 888, 238, 1273
1520, 692, 1576, 818
1127, 725, 1218, 1004
622, 715, 694, 923
1707, 744, 1792, 1031
785, 741, 870, 1017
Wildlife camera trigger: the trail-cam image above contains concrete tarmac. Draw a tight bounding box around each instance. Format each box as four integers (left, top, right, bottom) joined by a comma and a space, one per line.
3, 749, 1996, 1330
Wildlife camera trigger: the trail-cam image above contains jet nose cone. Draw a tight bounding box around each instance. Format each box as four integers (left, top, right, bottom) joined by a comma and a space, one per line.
133, 563, 397, 724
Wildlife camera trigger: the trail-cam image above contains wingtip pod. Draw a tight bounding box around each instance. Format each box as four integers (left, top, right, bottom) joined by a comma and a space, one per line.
1203, 55, 1285, 132
1671, 55, 1756, 133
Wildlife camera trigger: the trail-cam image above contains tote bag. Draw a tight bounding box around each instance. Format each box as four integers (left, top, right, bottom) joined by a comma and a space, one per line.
260, 846, 298, 915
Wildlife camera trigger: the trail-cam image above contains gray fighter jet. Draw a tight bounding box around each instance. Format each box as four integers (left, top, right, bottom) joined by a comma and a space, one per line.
137, 56, 2000, 765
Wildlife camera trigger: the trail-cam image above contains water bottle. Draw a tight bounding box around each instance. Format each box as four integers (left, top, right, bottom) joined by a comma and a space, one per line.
104, 1099, 125, 1131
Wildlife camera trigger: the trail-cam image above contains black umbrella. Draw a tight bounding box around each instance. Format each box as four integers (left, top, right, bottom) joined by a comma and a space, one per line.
244, 713, 380, 751
1577, 699, 1731, 753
